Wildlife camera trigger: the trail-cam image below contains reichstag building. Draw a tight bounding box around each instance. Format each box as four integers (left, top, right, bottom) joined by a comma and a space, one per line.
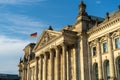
18, 1, 120, 80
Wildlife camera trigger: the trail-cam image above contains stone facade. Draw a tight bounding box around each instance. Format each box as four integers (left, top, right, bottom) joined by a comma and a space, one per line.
18, 1, 120, 80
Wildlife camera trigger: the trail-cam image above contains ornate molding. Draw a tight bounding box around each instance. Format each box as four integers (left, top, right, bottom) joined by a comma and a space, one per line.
39, 32, 56, 46
90, 40, 97, 47
111, 30, 120, 38
87, 16, 120, 35
99, 36, 108, 43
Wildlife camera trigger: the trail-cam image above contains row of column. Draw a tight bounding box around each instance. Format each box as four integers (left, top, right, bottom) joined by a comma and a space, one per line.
35, 43, 78, 80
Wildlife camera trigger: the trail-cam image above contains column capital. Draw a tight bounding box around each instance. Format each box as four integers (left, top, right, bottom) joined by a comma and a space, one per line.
60, 42, 68, 47
40, 54, 44, 58
54, 46, 59, 50
44, 52, 49, 59
36, 57, 39, 60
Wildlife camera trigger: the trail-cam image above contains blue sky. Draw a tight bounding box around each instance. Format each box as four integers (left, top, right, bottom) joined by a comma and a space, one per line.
0, 0, 119, 74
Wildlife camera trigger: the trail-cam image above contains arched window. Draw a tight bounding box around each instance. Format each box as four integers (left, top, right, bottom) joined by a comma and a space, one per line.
93, 63, 98, 80
117, 58, 120, 79
104, 60, 110, 80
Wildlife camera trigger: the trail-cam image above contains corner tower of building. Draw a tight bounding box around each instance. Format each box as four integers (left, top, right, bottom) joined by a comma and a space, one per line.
73, 1, 90, 32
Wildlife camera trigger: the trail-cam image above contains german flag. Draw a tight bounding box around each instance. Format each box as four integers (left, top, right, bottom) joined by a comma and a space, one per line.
30, 32, 37, 38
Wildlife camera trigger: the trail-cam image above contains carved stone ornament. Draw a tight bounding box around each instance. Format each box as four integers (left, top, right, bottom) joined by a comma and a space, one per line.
90, 40, 97, 47
40, 32, 57, 46
111, 31, 120, 38
99, 36, 108, 43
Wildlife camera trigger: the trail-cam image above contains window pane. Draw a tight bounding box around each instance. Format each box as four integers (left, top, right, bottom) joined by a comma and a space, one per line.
95, 63, 98, 80
115, 38, 120, 49
93, 47, 96, 56
106, 61, 110, 80
103, 42, 108, 53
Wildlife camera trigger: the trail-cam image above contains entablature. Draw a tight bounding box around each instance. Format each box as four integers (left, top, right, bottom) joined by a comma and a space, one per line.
87, 15, 120, 36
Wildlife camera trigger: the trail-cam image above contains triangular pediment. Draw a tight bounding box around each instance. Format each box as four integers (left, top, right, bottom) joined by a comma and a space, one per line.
33, 30, 62, 51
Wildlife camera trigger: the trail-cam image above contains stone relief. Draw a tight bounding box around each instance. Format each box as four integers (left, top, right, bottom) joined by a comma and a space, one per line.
40, 32, 57, 46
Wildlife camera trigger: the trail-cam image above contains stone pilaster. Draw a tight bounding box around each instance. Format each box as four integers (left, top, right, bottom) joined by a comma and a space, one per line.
50, 50, 54, 80
108, 34, 115, 80
88, 42, 92, 80
96, 39, 103, 80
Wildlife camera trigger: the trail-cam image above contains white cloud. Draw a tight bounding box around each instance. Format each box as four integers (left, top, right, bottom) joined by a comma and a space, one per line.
96, 0, 101, 4
0, 13, 48, 36
0, 35, 31, 74
0, 12, 48, 73
0, 0, 46, 5
0, 35, 30, 54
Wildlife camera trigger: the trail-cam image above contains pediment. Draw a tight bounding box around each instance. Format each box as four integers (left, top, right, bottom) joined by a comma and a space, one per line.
33, 30, 62, 51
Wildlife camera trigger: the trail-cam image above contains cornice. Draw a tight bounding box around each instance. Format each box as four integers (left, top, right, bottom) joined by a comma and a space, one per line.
87, 15, 120, 35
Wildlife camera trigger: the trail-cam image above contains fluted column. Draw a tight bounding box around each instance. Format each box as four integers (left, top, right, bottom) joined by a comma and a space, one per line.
50, 50, 54, 80
62, 43, 67, 80
39, 55, 43, 80
23, 66, 27, 80
43, 53, 47, 80
36, 57, 39, 80
108, 34, 115, 80
73, 44, 78, 80
96, 39, 103, 80
67, 47, 70, 80
56, 47, 60, 80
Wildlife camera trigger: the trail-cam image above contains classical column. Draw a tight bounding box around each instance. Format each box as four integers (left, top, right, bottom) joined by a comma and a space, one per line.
67, 47, 70, 80
73, 44, 78, 80
27, 63, 30, 80
108, 34, 115, 80
56, 47, 60, 80
50, 50, 54, 80
62, 43, 67, 80
23, 66, 27, 80
80, 34, 89, 80
22, 68, 25, 80
39, 55, 43, 80
96, 39, 103, 80
35, 57, 39, 80
43, 53, 47, 80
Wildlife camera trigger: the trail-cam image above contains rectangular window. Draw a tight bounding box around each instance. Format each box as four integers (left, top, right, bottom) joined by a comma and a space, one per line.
93, 47, 96, 56
115, 38, 120, 49
103, 42, 108, 53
